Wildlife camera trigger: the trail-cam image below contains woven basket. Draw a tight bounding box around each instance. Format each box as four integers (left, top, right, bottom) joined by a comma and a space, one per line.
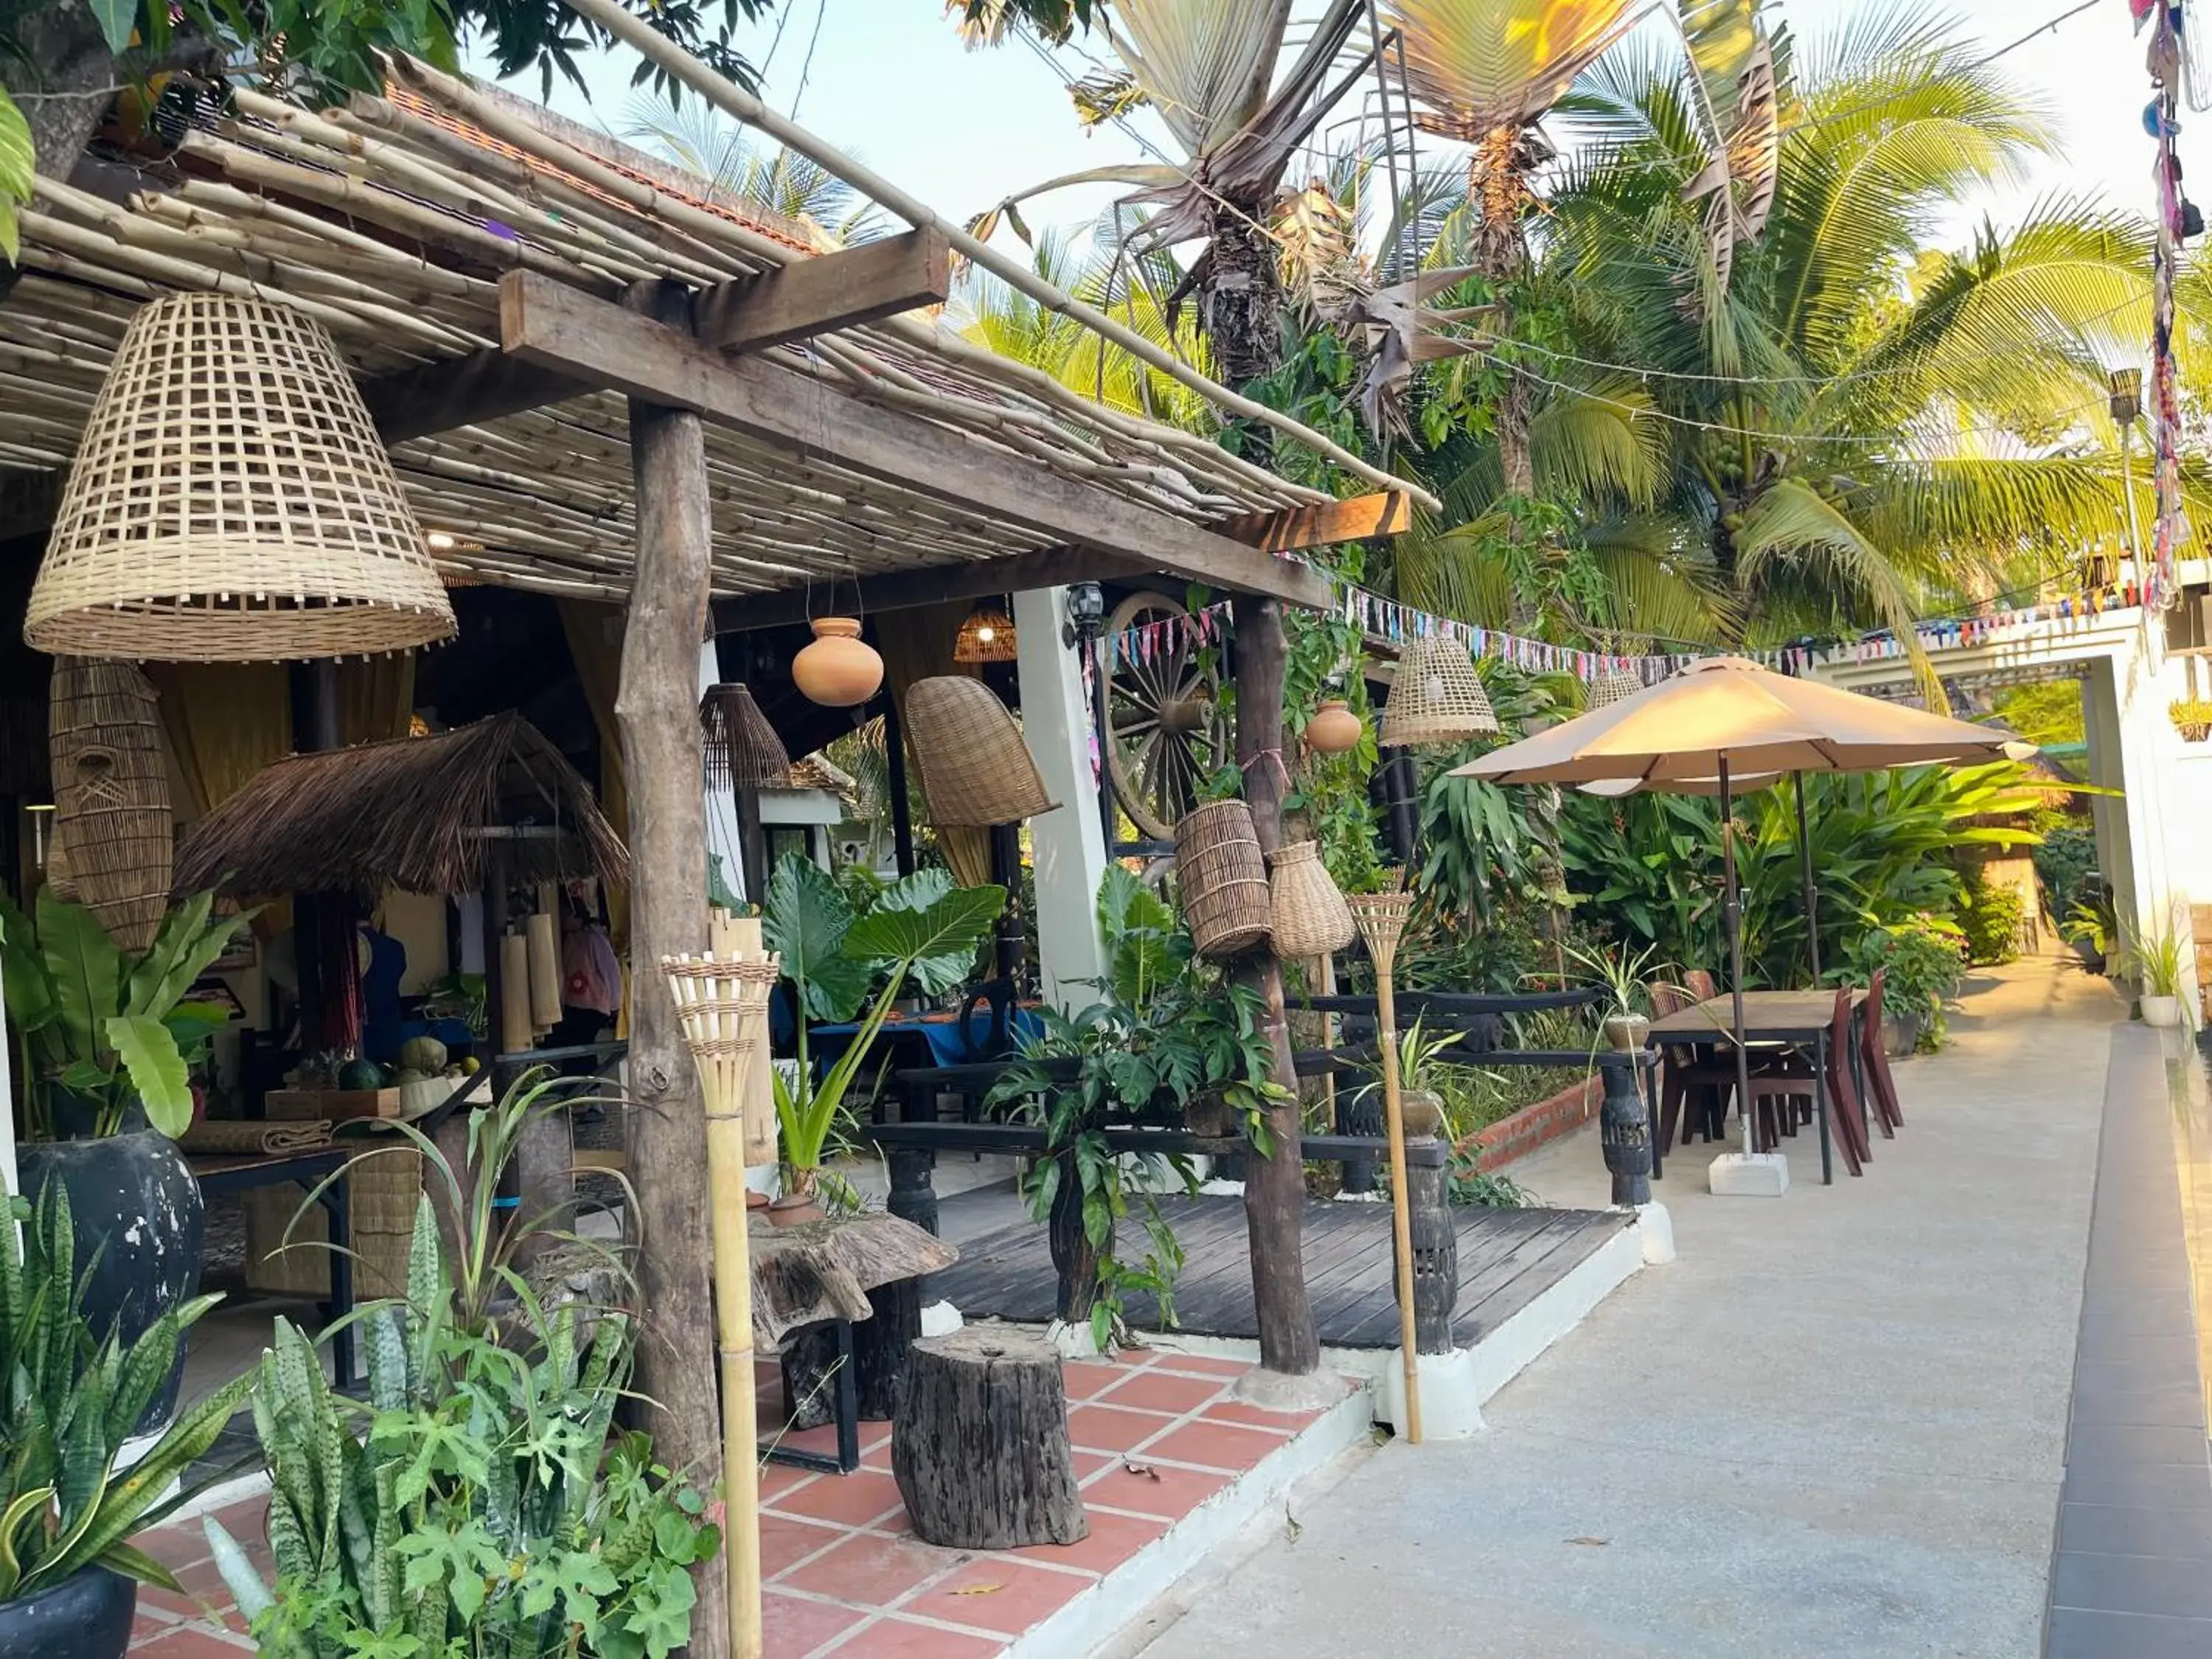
904, 676, 1059, 828
700, 683, 791, 791
1268, 840, 1356, 959
28, 293, 456, 662
1587, 671, 1644, 710
244, 1144, 422, 1301
953, 604, 1018, 664
1379, 636, 1499, 747
48, 658, 170, 953
1175, 800, 1271, 961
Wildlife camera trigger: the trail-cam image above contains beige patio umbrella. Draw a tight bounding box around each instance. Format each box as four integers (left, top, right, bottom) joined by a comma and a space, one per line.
1454, 658, 2032, 1173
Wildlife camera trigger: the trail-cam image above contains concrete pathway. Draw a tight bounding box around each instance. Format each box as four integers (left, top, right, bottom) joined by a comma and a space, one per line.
1121, 956, 2122, 1659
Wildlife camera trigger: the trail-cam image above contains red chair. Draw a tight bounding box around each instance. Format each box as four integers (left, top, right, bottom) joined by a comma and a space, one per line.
1747, 987, 1868, 1176
1860, 967, 1904, 1137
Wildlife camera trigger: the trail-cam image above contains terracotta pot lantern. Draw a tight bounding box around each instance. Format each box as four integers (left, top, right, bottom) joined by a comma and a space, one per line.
792, 617, 883, 707
1304, 698, 1364, 755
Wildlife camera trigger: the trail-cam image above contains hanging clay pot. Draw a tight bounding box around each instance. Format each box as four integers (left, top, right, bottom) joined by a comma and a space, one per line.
1304, 699, 1363, 755
793, 617, 883, 707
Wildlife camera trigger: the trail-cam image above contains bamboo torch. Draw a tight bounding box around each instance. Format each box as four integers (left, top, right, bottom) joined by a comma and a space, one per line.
1346, 880, 1422, 1444
661, 917, 779, 1659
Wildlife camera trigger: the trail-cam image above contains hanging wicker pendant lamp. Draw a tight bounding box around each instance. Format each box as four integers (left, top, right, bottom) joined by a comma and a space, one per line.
903, 676, 1058, 827
700, 684, 793, 790
1378, 634, 1499, 747
1587, 671, 1644, 710
953, 602, 1018, 664
27, 293, 456, 662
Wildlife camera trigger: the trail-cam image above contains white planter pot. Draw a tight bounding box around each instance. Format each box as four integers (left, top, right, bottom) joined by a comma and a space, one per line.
2141, 994, 2183, 1028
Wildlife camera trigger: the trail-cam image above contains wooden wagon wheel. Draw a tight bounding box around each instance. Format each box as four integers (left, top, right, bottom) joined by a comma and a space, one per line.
1102, 591, 1231, 842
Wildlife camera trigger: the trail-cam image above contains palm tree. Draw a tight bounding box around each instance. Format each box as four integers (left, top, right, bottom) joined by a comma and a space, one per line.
619, 95, 889, 246
1421, 4, 2208, 661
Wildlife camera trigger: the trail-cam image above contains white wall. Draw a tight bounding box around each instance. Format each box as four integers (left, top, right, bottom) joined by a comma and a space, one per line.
1013, 587, 1107, 1010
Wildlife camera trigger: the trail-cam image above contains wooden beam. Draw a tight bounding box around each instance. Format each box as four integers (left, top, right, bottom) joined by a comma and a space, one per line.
691, 228, 950, 355
358, 349, 591, 445
1214, 490, 1412, 553
500, 271, 1335, 613
712, 544, 1145, 633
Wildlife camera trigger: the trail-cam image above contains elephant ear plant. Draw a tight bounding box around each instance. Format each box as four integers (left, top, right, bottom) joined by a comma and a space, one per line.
762, 854, 1005, 1205
0, 887, 251, 1138
205, 1072, 718, 1658
0, 1178, 251, 1608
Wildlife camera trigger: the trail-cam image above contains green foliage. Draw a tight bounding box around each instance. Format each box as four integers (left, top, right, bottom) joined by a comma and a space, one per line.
1446, 1151, 1534, 1210
763, 855, 1005, 1176
2061, 889, 2118, 966
2032, 824, 2098, 922
1992, 681, 2085, 753
1560, 764, 2046, 986
1281, 595, 1388, 898
1838, 916, 1964, 1050
0, 88, 27, 265
2123, 916, 2191, 1002
986, 867, 1287, 1349
208, 1074, 714, 1657
1957, 874, 2024, 967
0, 888, 251, 1139
0, 1175, 250, 1604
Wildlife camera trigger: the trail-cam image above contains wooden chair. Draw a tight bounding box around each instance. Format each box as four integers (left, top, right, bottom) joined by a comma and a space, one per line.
1653, 981, 1761, 1152
1747, 988, 1868, 1175
1860, 967, 1904, 1137
1683, 969, 1719, 1002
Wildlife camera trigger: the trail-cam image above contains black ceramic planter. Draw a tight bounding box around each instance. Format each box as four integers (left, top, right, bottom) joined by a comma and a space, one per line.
0, 1567, 136, 1659
16, 1129, 204, 1433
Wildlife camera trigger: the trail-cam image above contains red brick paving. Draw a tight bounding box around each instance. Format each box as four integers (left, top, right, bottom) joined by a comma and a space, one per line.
130, 1346, 1355, 1658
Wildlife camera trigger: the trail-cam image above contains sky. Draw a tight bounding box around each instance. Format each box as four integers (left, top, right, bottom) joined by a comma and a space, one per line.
465, 0, 2174, 254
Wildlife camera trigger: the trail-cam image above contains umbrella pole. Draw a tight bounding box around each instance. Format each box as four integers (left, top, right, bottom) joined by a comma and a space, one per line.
1719, 759, 1754, 1159
1793, 771, 1821, 983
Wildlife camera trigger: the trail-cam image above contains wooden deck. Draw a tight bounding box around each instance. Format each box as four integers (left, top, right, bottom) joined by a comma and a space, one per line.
934, 1195, 1634, 1350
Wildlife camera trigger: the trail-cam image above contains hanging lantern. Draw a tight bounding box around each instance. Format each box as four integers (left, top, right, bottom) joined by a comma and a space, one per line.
792, 617, 883, 707
1378, 635, 1498, 746
1586, 672, 1643, 711
1304, 698, 1364, 755
28, 293, 455, 662
700, 683, 792, 790
953, 602, 1018, 664
903, 676, 1059, 827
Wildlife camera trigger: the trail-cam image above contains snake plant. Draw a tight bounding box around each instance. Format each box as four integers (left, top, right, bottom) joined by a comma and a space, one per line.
0, 1179, 251, 1604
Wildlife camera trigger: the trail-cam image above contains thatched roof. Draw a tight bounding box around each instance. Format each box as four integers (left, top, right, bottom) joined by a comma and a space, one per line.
175, 714, 627, 900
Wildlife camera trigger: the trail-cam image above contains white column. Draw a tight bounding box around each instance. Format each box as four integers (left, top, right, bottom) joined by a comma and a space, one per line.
1014, 588, 1107, 1010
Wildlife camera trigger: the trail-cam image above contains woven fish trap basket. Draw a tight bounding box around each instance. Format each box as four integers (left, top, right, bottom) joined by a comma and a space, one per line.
1267, 840, 1356, 959
904, 676, 1059, 828
700, 683, 791, 791
1587, 671, 1644, 710
27, 293, 456, 662
1175, 799, 1271, 961
1379, 634, 1500, 747
48, 658, 170, 953
246, 1144, 421, 1301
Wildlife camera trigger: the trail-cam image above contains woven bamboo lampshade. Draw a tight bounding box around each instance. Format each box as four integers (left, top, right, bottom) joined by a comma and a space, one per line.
700, 684, 793, 791
47, 658, 171, 953
904, 676, 1059, 827
27, 293, 456, 662
1379, 635, 1498, 746
952, 603, 1018, 664
1587, 671, 1643, 710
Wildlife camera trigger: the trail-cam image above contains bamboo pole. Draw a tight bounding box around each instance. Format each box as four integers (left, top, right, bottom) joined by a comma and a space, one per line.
661, 918, 779, 1659
1346, 885, 1422, 1443
546, 0, 1439, 512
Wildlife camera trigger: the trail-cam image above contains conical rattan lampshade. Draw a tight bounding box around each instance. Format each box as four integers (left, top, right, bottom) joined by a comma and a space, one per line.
1378, 635, 1498, 746
1587, 671, 1643, 710
700, 683, 792, 791
28, 293, 456, 662
953, 603, 1018, 664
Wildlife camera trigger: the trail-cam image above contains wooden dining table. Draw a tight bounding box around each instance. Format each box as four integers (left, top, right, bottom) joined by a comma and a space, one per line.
1646, 989, 1871, 1184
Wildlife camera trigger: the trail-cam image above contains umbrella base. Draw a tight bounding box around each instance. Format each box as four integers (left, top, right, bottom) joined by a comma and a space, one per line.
1708, 1151, 1791, 1197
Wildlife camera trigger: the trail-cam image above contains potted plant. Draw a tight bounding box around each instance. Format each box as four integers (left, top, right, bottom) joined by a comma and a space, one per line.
2170, 697, 2212, 742
2060, 888, 2118, 976
2124, 917, 2191, 1028
0, 887, 248, 1430
1561, 939, 1667, 1051
206, 1073, 720, 1655
762, 854, 1003, 1222
0, 1179, 252, 1659
1840, 917, 1965, 1054
1356, 1017, 1467, 1141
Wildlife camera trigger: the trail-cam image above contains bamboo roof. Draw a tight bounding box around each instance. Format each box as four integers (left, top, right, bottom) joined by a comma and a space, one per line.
0, 60, 1388, 608
174, 712, 627, 900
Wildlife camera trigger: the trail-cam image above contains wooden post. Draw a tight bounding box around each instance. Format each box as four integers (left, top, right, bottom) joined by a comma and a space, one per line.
1230, 596, 1321, 1382
622, 281, 728, 1659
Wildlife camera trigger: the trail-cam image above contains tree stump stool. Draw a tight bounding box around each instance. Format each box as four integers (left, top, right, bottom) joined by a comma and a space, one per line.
892, 1329, 1088, 1548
